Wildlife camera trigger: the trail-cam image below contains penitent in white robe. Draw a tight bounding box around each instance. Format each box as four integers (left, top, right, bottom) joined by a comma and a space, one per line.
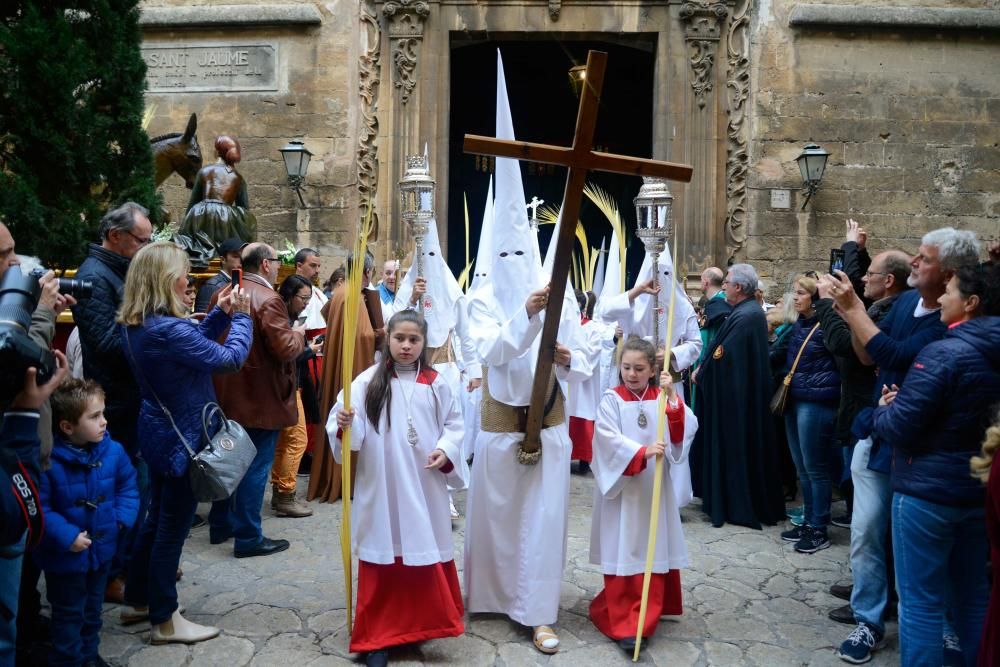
566, 319, 613, 422
329, 365, 467, 566
598, 290, 701, 507
464, 300, 588, 627
590, 387, 697, 576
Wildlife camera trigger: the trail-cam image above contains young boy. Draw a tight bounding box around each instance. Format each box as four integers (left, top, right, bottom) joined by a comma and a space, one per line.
35, 379, 139, 667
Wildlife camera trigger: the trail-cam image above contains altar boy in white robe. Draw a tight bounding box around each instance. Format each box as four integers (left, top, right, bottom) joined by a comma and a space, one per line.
589, 337, 697, 655
330, 311, 467, 667
595, 249, 701, 507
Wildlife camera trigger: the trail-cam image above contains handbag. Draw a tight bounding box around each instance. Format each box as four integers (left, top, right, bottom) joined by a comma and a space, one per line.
124, 328, 257, 501
770, 323, 820, 416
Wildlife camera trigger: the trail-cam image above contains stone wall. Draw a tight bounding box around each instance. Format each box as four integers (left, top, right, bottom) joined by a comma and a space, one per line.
746, 0, 1000, 296
140, 0, 359, 269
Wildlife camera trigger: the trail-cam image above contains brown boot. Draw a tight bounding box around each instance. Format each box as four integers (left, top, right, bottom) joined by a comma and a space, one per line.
272, 487, 313, 518
104, 576, 125, 604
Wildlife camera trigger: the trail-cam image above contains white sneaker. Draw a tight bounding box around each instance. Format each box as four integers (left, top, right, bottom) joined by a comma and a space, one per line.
151, 610, 219, 644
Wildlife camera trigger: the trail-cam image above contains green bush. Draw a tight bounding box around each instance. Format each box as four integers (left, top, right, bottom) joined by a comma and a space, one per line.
0, 0, 160, 268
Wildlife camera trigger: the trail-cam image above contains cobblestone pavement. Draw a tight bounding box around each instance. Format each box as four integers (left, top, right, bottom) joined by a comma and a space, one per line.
97, 472, 900, 666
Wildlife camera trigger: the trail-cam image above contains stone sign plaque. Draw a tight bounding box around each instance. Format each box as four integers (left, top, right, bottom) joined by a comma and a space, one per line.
142, 43, 278, 93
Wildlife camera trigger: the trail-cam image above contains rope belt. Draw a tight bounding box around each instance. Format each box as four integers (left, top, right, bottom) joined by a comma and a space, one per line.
480, 366, 565, 434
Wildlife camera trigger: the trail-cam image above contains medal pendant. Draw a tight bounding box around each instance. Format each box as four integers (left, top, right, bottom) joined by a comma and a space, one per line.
637, 411, 648, 428
406, 421, 419, 446
422, 295, 433, 310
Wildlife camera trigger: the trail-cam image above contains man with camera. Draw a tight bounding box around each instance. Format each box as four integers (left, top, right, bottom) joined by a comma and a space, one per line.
70, 202, 152, 602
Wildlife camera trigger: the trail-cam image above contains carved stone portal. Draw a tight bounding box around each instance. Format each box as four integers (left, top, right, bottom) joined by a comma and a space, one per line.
382, 0, 430, 105
679, 1, 728, 109
725, 0, 752, 261
358, 0, 381, 236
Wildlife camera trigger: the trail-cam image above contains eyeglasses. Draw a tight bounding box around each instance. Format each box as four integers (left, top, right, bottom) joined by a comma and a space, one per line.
804, 270, 819, 279
126, 230, 151, 246
865, 270, 887, 278
262, 256, 278, 262
294, 292, 312, 302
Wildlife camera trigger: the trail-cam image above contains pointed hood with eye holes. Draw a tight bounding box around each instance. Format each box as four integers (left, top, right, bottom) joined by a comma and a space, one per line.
395, 219, 463, 349
469, 176, 494, 299
630, 245, 697, 347
480, 48, 546, 320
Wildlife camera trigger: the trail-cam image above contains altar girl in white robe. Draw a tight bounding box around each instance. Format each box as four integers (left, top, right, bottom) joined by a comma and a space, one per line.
568, 290, 614, 472
589, 337, 697, 654
595, 249, 701, 507
330, 311, 467, 665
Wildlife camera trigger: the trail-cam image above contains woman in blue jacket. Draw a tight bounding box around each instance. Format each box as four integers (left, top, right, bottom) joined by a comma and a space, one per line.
774, 274, 840, 554
874, 261, 1000, 667
117, 242, 252, 645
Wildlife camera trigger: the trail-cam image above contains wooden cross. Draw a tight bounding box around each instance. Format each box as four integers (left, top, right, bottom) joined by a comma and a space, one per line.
464, 50, 693, 462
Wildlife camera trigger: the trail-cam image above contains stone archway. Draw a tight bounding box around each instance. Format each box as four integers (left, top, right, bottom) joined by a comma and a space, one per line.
357, 0, 753, 271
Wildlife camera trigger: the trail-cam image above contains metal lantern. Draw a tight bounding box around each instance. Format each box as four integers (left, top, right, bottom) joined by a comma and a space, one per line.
399, 153, 436, 310
633, 176, 674, 353
795, 142, 830, 209
278, 140, 313, 207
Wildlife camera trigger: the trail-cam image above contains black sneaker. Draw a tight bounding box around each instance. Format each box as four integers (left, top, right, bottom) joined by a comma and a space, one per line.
831, 514, 852, 528
781, 525, 806, 542
794, 526, 831, 554
942, 633, 964, 667
365, 649, 389, 667
837, 622, 885, 664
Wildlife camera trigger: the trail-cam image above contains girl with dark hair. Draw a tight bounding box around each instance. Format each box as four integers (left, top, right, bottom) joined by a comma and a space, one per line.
329, 311, 467, 667
588, 336, 698, 655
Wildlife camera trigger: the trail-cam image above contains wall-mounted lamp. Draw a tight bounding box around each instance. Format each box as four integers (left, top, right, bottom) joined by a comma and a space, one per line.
568, 64, 587, 97
795, 142, 830, 210
279, 140, 313, 207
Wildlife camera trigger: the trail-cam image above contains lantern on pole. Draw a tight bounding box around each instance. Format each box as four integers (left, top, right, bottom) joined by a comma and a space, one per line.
633, 176, 674, 353
399, 152, 436, 310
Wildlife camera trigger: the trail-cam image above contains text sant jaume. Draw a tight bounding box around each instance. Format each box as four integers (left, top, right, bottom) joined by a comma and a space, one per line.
141, 44, 278, 93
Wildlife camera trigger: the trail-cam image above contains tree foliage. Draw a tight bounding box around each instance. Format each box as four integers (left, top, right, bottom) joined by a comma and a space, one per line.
0, 0, 159, 267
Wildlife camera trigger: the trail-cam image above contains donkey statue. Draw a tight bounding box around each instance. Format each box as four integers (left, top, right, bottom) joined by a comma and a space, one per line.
151, 113, 202, 188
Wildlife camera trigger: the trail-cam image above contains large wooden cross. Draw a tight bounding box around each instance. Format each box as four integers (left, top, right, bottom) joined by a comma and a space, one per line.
464, 50, 693, 463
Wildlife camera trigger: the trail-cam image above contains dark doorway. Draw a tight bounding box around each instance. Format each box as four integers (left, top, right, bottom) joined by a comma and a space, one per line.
447, 34, 656, 286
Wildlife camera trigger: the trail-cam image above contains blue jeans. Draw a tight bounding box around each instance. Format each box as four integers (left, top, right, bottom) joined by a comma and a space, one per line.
124, 472, 198, 625
209, 428, 279, 552
892, 493, 989, 667
848, 437, 893, 633
784, 400, 836, 529
44, 563, 112, 666
112, 458, 149, 580
0, 536, 25, 667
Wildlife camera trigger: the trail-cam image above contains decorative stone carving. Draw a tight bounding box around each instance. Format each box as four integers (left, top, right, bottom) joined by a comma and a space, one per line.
679, 1, 729, 109
549, 0, 562, 22
724, 0, 752, 261
382, 0, 429, 105
358, 0, 381, 236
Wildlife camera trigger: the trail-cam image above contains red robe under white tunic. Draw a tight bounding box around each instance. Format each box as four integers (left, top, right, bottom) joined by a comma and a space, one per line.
329, 364, 467, 651
567, 317, 609, 463
589, 386, 697, 640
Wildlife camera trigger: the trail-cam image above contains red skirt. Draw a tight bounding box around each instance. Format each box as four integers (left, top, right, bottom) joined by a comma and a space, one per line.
351, 558, 465, 652
569, 416, 594, 463
589, 570, 682, 640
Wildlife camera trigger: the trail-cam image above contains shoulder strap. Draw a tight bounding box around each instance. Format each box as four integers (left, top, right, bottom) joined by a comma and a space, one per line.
785, 323, 821, 381
123, 327, 198, 460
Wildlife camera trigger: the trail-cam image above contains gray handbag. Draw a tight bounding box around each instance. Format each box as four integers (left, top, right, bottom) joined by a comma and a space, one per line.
125, 329, 257, 502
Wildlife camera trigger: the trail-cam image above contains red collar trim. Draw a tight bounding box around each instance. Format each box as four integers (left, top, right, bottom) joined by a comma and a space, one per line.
612, 384, 660, 402
391, 365, 438, 386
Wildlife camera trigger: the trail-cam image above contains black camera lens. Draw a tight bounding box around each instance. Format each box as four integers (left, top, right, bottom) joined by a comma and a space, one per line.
0, 265, 40, 333
0, 265, 54, 404
56, 278, 93, 299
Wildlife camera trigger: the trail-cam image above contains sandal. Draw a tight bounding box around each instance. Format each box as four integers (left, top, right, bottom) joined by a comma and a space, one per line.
533, 625, 560, 654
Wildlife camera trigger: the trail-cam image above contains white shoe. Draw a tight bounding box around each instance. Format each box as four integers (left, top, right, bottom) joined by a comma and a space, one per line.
151, 610, 219, 644
449, 499, 459, 519
120, 604, 185, 626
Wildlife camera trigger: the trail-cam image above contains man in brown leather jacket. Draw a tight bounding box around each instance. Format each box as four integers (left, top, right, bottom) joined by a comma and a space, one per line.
208, 243, 305, 558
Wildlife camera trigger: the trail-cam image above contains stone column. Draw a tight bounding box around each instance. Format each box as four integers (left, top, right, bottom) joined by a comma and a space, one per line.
677, 0, 730, 270
379, 0, 431, 256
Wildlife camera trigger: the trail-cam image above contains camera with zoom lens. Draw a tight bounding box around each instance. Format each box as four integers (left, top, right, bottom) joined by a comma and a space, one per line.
28, 266, 93, 300
0, 265, 55, 405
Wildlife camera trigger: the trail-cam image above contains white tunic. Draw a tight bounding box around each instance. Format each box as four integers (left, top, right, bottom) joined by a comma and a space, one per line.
590, 388, 697, 576
464, 301, 588, 627
329, 365, 467, 566
567, 319, 615, 422
598, 290, 702, 507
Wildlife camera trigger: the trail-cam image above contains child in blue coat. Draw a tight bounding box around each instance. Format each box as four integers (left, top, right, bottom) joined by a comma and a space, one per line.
36, 379, 139, 667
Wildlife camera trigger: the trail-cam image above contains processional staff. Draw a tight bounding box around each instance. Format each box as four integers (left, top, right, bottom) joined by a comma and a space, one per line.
399, 151, 435, 312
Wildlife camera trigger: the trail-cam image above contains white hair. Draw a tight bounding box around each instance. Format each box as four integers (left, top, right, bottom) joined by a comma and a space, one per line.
728, 263, 758, 295
922, 227, 981, 271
